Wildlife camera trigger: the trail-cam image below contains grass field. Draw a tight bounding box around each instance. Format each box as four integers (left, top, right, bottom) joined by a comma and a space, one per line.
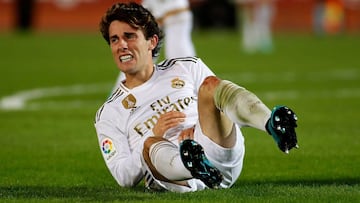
0, 30, 359, 202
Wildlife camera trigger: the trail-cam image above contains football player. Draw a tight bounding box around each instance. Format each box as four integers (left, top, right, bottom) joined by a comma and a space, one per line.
95, 2, 298, 193
142, 0, 195, 59
235, 0, 275, 53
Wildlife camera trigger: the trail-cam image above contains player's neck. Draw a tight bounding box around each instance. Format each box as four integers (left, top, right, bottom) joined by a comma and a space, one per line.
123, 64, 155, 89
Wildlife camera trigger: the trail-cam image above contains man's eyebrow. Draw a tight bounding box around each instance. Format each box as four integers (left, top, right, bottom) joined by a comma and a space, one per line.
110, 34, 119, 39
124, 32, 136, 36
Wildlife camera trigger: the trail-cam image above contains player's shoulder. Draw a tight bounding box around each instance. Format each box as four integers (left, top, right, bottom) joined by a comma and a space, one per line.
94, 88, 126, 124
157, 56, 200, 71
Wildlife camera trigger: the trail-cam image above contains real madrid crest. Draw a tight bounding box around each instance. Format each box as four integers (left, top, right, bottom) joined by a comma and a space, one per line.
122, 94, 137, 109
171, 78, 185, 89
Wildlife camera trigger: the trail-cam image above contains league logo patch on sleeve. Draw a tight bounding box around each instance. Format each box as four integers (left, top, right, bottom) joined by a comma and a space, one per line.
101, 138, 117, 163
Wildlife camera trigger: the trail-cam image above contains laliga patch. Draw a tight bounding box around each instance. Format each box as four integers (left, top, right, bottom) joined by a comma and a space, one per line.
101, 138, 117, 163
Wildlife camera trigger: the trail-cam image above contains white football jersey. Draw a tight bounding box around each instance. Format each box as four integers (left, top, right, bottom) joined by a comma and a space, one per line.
94, 57, 214, 187
142, 0, 189, 19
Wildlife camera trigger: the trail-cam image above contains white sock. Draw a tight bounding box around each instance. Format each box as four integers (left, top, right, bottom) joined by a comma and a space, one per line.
255, 3, 274, 51
242, 8, 257, 53
214, 80, 271, 131
149, 141, 192, 181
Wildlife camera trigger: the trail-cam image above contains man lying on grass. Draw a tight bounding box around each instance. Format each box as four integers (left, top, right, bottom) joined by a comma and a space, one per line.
94, 2, 298, 193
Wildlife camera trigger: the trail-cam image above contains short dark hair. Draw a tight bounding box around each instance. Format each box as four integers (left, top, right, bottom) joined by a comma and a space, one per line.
99, 2, 164, 58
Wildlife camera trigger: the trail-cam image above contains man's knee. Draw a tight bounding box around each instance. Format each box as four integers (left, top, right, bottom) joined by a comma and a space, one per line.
199, 76, 221, 98
143, 137, 167, 156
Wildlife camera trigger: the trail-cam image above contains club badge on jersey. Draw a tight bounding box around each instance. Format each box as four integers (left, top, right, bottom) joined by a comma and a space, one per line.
122, 94, 137, 109
171, 78, 185, 89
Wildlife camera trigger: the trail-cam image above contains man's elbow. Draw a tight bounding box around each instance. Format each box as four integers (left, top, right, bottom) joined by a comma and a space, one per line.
118, 180, 137, 187
115, 175, 141, 187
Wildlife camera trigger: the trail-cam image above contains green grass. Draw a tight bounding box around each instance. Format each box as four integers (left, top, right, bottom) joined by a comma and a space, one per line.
0, 30, 359, 202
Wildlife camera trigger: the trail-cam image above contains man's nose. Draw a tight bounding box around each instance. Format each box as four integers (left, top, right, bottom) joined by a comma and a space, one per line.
117, 39, 128, 52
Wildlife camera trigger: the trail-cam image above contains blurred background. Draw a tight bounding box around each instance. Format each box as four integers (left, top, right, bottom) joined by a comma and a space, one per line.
0, 1, 359, 201
1, 0, 359, 35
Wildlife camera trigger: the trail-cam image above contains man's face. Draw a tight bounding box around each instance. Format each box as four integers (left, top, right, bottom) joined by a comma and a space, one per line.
108, 20, 156, 74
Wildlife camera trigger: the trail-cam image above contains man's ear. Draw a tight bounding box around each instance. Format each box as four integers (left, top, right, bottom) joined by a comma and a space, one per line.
149, 35, 159, 51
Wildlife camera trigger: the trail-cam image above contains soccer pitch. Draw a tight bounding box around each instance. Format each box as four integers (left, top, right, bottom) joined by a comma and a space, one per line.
0, 30, 359, 202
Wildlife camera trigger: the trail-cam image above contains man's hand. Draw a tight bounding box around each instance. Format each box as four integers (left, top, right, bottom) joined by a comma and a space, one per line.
152, 111, 186, 137
266, 106, 298, 154
178, 127, 195, 143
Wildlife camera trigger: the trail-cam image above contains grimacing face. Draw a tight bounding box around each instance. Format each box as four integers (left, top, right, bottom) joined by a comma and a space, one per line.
108, 20, 158, 75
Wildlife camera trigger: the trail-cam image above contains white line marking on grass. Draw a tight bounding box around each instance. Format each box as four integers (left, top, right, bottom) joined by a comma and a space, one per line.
0, 83, 111, 111
259, 88, 360, 101
219, 68, 359, 83
0, 67, 359, 111
1, 85, 360, 111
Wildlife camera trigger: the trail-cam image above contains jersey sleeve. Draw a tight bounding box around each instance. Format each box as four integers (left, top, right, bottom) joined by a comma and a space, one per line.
191, 58, 216, 89
95, 119, 143, 187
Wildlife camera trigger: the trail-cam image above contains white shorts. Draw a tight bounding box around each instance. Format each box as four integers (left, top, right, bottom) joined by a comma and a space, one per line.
194, 121, 245, 188
143, 121, 245, 193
